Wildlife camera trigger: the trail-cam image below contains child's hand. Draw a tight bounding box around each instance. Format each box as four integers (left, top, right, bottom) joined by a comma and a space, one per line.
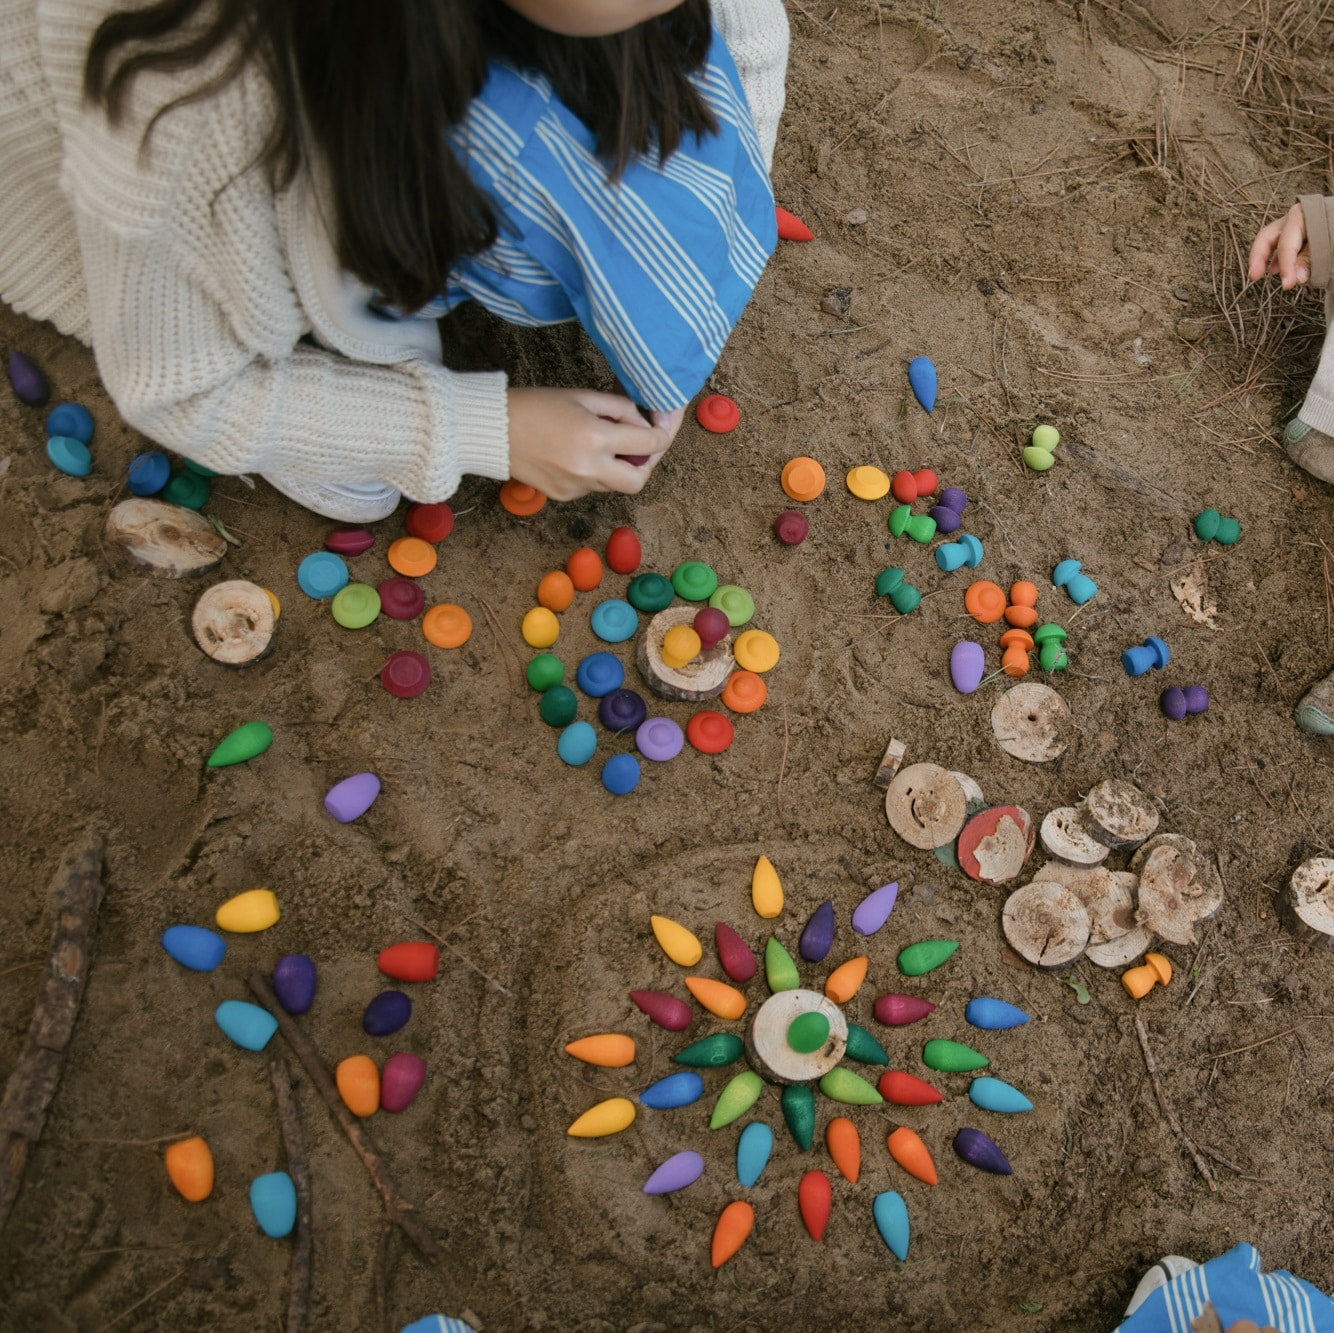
506, 387, 680, 499
1248, 202, 1310, 287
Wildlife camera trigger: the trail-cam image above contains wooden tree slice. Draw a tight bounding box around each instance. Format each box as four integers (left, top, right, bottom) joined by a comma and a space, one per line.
1002, 880, 1090, 968
636, 606, 734, 701
1081, 779, 1160, 850
192, 580, 276, 666
1135, 844, 1207, 945
105, 498, 228, 577
1130, 834, 1224, 932
1085, 923, 1154, 969
1035, 864, 1138, 947
1040, 807, 1110, 866
885, 764, 968, 849
1281, 858, 1334, 948
745, 989, 848, 1085
990, 683, 1071, 763
957, 806, 1034, 884
949, 771, 985, 808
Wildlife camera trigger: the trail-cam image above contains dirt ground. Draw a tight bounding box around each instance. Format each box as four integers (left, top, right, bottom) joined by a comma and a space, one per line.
2, 2, 1334, 1330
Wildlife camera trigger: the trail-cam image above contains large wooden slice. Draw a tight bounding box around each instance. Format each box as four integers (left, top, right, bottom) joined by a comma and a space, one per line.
885, 764, 968, 849
1129, 834, 1224, 946
745, 989, 848, 1085
990, 683, 1071, 763
637, 606, 734, 701
1040, 807, 1110, 866
105, 497, 227, 577
1280, 858, 1334, 950
191, 580, 276, 666
1002, 880, 1090, 968
1081, 779, 1159, 850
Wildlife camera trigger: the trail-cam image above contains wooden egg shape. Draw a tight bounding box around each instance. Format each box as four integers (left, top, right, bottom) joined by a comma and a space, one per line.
164, 1136, 214, 1202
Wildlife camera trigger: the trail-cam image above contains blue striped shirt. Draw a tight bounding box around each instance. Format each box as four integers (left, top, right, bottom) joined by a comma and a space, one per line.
441, 30, 776, 411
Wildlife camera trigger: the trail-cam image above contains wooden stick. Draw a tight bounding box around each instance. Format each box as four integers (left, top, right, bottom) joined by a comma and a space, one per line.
0, 833, 104, 1232
247, 974, 441, 1258
1134, 1015, 1216, 1192
270, 1057, 313, 1333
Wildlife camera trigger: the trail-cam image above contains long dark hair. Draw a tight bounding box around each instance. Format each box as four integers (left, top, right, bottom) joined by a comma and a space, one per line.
84, 0, 718, 314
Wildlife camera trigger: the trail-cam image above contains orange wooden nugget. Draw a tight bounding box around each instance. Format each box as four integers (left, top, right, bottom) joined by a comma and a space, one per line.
336, 1054, 381, 1117
565, 547, 603, 591
164, 1135, 214, 1202
721, 670, 767, 714
826, 1116, 861, 1183
684, 975, 747, 1021
537, 570, 575, 612
824, 955, 869, 1004
564, 1034, 636, 1067
711, 1200, 755, 1267
887, 1125, 938, 1185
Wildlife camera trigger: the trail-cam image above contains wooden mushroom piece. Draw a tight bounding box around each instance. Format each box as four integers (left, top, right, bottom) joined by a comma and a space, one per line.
191, 580, 276, 666
885, 764, 968, 850
1131, 835, 1224, 947
1281, 857, 1334, 949
1081, 779, 1160, 851
637, 606, 734, 701
990, 683, 1071, 763
1033, 862, 1148, 967
957, 806, 1034, 885
105, 497, 228, 578
1002, 880, 1090, 968
1040, 807, 1109, 866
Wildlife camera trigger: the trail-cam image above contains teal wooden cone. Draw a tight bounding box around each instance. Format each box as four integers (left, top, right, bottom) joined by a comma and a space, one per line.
843, 1023, 888, 1066
782, 1083, 815, 1150
674, 1033, 744, 1068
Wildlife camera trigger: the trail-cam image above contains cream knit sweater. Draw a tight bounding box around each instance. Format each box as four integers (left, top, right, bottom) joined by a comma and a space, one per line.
0, 0, 789, 503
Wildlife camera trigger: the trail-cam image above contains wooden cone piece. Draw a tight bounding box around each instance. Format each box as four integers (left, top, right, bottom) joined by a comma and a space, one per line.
1281, 858, 1334, 948
192, 580, 276, 666
105, 498, 228, 577
884, 764, 967, 850
1130, 834, 1224, 946
1040, 807, 1109, 866
1081, 779, 1159, 850
637, 606, 734, 701
990, 683, 1071, 763
1002, 880, 1090, 968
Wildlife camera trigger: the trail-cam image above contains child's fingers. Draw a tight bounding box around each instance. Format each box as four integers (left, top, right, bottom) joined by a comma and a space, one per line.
1247, 217, 1282, 280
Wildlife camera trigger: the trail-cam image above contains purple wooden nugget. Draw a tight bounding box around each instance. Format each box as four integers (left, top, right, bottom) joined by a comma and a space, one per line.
874, 994, 936, 1026
852, 882, 898, 936
798, 900, 835, 962
599, 688, 647, 733
643, 1150, 704, 1195
951, 640, 986, 694
381, 1052, 427, 1112
938, 486, 967, 514
272, 954, 318, 1015
1160, 687, 1187, 721
363, 989, 412, 1037
953, 1127, 1013, 1175
1183, 685, 1210, 714
7, 350, 49, 406
929, 504, 962, 534
324, 771, 381, 822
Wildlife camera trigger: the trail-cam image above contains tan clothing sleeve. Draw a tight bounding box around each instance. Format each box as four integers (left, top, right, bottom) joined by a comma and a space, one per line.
1299, 193, 1334, 288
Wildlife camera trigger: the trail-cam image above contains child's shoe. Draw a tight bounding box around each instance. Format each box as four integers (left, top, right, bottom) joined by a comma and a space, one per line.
1295, 668, 1334, 736
262, 475, 400, 523
1283, 418, 1334, 483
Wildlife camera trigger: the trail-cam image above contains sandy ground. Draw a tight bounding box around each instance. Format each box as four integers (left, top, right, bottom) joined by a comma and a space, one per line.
2, 2, 1333, 1330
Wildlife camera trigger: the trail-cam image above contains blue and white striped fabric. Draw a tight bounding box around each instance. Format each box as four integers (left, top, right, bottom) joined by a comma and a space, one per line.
443, 29, 776, 411
1116, 1244, 1334, 1332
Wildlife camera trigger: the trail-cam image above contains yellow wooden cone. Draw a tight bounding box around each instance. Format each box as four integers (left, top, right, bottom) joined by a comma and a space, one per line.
824, 955, 869, 1004
685, 975, 747, 1021
751, 855, 783, 919
215, 888, 280, 933
564, 1034, 636, 1067
567, 1097, 636, 1138
650, 914, 702, 967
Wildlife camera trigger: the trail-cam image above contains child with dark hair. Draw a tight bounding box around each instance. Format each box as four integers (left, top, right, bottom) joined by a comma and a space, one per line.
0, 0, 787, 517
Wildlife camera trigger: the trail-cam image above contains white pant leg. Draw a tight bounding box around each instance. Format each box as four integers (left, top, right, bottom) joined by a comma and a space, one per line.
1299, 287, 1334, 435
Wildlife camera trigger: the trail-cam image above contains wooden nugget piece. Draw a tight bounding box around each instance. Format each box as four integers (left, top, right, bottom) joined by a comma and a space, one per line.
990, 683, 1071, 763
1282, 858, 1334, 948
1081, 779, 1159, 850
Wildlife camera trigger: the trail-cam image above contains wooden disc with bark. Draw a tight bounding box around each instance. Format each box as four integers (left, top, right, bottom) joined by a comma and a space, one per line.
1081, 779, 1159, 850
885, 764, 968, 849
990, 683, 1071, 763
192, 580, 276, 666
957, 805, 1034, 885
105, 498, 228, 577
636, 606, 734, 701
1280, 857, 1334, 949
1034, 862, 1146, 967
1130, 834, 1224, 946
1002, 880, 1090, 968
1040, 807, 1110, 866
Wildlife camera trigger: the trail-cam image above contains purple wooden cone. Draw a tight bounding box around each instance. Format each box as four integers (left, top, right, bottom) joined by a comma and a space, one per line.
953, 1127, 1013, 1175
799, 900, 835, 962
852, 882, 898, 936
874, 993, 936, 1026
643, 1150, 703, 1195
7, 350, 49, 406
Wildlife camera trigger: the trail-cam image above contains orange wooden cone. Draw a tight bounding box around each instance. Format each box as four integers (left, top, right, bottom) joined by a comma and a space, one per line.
564, 1033, 636, 1067
887, 1125, 938, 1185
711, 1200, 755, 1267
684, 975, 747, 1020
826, 1116, 861, 1183
824, 955, 869, 1004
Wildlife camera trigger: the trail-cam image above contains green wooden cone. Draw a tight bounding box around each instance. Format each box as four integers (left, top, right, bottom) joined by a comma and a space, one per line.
923, 1038, 988, 1073
710, 1070, 763, 1129
207, 720, 273, 768
765, 937, 800, 993
819, 1066, 884, 1105
674, 1033, 744, 1068
844, 1023, 888, 1066
782, 1083, 816, 1150
897, 939, 959, 977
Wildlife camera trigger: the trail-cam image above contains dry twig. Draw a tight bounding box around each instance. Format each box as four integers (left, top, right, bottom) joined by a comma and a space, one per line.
270, 1057, 312, 1333
1134, 1015, 1216, 1191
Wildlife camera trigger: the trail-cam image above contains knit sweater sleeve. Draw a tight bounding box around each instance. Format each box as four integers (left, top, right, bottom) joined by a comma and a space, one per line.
38, 0, 509, 502
711, 0, 789, 172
